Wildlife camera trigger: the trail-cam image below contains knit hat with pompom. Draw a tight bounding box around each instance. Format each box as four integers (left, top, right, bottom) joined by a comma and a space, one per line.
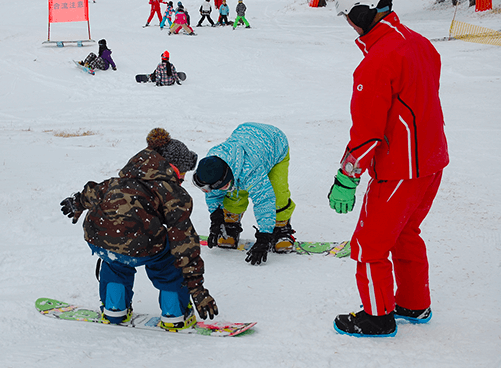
146, 128, 198, 173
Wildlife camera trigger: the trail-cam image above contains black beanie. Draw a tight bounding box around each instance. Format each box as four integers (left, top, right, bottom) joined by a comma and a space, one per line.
146, 128, 198, 173
194, 156, 233, 189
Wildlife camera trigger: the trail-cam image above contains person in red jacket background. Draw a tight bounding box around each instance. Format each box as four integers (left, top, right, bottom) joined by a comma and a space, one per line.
145, 0, 166, 27
328, 0, 449, 337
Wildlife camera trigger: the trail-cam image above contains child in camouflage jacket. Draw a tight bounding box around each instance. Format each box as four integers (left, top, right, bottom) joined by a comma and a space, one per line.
60, 128, 217, 330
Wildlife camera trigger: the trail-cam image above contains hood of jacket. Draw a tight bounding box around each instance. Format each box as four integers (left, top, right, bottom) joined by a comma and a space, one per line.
119, 148, 179, 185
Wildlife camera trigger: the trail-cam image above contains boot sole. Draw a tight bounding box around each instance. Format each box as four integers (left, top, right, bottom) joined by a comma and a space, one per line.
333, 322, 397, 338
395, 311, 432, 324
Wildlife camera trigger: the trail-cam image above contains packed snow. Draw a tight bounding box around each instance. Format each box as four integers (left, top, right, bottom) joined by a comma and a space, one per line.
1, 0, 500, 367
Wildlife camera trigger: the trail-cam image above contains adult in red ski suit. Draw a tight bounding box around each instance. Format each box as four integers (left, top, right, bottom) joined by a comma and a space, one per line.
328, 0, 449, 337
145, 0, 166, 27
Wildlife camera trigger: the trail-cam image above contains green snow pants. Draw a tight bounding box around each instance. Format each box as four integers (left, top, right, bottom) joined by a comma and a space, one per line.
233, 16, 250, 28
222, 150, 295, 222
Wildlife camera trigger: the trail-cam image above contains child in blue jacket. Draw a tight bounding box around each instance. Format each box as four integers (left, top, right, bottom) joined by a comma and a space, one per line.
217, 0, 230, 26
192, 123, 296, 265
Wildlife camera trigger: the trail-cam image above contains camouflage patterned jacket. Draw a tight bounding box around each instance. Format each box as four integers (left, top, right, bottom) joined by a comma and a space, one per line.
79, 148, 203, 280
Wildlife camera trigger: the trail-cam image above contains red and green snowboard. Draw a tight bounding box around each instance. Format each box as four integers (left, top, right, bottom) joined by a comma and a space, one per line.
36, 297, 256, 337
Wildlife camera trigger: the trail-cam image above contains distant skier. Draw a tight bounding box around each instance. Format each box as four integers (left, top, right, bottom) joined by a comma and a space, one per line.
329, 0, 449, 338
170, 5, 196, 35
160, 1, 174, 29
232, 0, 250, 29
60, 128, 218, 330
197, 0, 215, 27
192, 123, 296, 265
78, 39, 116, 71
149, 51, 182, 86
176, 1, 191, 25
145, 0, 166, 27
217, 0, 230, 26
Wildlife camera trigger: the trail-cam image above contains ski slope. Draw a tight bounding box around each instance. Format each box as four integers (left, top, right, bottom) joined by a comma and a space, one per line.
0, 0, 500, 367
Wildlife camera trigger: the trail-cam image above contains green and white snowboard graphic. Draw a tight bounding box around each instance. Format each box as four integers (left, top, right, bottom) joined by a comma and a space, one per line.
200, 236, 351, 258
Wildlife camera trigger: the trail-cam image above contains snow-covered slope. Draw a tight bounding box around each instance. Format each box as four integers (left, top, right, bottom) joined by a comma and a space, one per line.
1, 0, 500, 367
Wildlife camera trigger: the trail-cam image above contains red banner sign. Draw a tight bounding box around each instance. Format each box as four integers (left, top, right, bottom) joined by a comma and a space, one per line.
49, 0, 89, 23
476, 0, 492, 12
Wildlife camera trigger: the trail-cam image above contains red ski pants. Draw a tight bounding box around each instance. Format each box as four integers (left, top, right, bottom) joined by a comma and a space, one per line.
148, 7, 163, 23
350, 170, 443, 316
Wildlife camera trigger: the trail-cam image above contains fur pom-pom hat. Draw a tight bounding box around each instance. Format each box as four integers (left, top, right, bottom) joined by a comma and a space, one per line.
146, 128, 198, 173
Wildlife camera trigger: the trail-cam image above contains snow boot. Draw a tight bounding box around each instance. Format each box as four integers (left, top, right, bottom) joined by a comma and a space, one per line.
334, 310, 397, 337
272, 219, 296, 253
159, 304, 197, 332
218, 209, 243, 249
394, 305, 432, 324
100, 305, 133, 324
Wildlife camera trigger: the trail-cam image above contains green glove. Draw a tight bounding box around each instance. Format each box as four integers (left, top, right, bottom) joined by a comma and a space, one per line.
328, 169, 360, 214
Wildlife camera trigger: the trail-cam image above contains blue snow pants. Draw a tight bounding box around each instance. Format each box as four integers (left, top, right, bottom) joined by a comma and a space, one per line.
87, 241, 190, 322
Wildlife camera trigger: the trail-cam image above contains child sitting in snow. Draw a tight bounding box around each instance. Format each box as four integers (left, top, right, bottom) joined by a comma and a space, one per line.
149, 51, 182, 86
79, 39, 116, 71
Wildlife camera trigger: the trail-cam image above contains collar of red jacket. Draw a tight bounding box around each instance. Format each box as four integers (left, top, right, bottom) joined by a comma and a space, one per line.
355, 12, 402, 56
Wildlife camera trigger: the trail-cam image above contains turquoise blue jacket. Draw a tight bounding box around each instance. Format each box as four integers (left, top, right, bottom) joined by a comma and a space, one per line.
204, 123, 289, 233
219, 4, 229, 15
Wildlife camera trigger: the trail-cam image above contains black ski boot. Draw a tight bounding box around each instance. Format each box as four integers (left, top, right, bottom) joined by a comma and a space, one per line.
334, 310, 397, 337
394, 305, 432, 324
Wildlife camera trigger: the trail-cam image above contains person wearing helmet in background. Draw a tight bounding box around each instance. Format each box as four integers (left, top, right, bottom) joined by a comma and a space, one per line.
232, 0, 250, 29
170, 4, 196, 35
160, 1, 175, 30
78, 39, 116, 71
149, 51, 182, 86
328, 0, 449, 337
197, 0, 215, 27
217, 0, 230, 26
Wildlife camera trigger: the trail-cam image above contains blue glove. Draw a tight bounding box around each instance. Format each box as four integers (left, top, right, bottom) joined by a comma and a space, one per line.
328, 169, 360, 214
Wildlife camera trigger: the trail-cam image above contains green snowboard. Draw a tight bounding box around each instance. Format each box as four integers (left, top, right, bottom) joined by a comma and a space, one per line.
200, 236, 351, 258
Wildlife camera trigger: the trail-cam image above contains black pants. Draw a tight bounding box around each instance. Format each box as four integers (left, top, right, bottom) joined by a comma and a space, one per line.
197, 14, 214, 26
218, 14, 229, 25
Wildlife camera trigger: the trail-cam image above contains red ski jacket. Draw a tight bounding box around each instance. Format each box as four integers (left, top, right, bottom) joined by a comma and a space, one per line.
149, 0, 164, 11
341, 12, 449, 181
